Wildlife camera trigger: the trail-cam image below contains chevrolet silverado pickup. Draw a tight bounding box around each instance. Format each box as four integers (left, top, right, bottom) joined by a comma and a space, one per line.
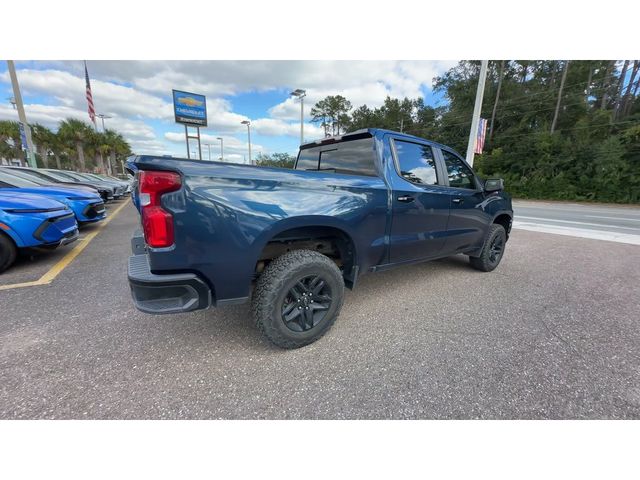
127, 128, 513, 348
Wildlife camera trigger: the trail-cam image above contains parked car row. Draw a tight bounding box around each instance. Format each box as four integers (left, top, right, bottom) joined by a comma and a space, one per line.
0, 167, 132, 273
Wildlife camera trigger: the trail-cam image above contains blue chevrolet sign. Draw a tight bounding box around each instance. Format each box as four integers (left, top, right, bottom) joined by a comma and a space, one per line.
172, 90, 207, 126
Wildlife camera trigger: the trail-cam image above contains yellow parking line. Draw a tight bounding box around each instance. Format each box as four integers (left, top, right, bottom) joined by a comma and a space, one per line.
0, 200, 130, 291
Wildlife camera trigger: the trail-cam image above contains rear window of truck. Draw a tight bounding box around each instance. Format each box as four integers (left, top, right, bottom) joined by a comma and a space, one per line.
295, 137, 377, 177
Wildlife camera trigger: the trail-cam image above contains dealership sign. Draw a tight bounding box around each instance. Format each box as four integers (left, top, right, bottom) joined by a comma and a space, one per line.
172, 90, 207, 126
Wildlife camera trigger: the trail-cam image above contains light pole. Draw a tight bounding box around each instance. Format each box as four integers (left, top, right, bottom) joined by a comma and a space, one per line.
203, 143, 212, 160
290, 88, 306, 145
96, 113, 112, 132
216, 137, 224, 162
241, 120, 252, 165
7, 61, 36, 168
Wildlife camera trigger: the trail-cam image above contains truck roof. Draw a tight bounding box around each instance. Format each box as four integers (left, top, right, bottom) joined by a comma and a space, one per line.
300, 128, 459, 155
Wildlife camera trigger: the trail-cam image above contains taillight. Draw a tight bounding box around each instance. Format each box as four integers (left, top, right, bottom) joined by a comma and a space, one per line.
139, 170, 181, 248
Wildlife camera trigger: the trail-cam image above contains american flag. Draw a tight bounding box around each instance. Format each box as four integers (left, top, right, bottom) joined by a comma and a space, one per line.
84, 61, 96, 126
474, 117, 488, 154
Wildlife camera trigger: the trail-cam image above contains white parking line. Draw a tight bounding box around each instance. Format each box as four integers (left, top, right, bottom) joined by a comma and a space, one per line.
516, 216, 640, 231
513, 221, 640, 245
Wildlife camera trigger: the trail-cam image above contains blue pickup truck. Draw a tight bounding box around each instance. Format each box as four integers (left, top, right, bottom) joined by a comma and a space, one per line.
127, 128, 513, 348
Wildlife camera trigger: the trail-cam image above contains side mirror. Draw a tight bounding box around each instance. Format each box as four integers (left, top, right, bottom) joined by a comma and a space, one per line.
484, 178, 504, 192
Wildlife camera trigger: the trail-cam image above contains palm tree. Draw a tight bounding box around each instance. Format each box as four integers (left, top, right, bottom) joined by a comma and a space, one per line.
30, 123, 55, 168
104, 129, 132, 174
0, 120, 23, 165
103, 129, 120, 174
114, 135, 132, 174
58, 118, 93, 171
88, 130, 111, 174
50, 131, 65, 169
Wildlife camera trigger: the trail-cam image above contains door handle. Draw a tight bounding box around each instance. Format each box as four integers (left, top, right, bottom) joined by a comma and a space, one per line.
397, 195, 415, 203
452, 197, 464, 204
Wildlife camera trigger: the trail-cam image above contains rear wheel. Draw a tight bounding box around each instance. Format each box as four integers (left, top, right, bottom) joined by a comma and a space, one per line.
0, 233, 18, 273
252, 249, 345, 349
469, 224, 506, 272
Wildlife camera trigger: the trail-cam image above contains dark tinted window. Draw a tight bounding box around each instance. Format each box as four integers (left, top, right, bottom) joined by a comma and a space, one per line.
296, 149, 319, 170
442, 150, 476, 189
296, 137, 377, 177
0, 170, 39, 187
394, 140, 438, 185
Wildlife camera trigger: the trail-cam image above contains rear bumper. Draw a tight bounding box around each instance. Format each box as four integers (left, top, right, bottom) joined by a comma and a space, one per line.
128, 233, 212, 314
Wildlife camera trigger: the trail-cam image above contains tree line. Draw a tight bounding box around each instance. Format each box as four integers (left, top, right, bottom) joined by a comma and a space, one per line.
309, 60, 640, 203
0, 118, 132, 174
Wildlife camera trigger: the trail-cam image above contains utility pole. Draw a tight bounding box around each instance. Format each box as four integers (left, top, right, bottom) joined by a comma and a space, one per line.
7, 61, 37, 168
465, 60, 489, 167
551, 61, 569, 134
489, 60, 505, 142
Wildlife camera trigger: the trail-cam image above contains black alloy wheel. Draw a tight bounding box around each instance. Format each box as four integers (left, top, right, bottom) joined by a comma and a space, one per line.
488, 235, 504, 264
281, 275, 333, 332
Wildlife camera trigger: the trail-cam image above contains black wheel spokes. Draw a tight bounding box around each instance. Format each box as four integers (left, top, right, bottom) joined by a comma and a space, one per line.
281, 275, 332, 332
489, 236, 504, 263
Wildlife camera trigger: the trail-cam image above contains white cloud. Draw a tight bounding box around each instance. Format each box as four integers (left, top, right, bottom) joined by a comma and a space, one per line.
266, 61, 458, 124
251, 118, 324, 140
2, 61, 458, 158
25, 60, 455, 107
0, 69, 173, 120
164, 131, 264, 163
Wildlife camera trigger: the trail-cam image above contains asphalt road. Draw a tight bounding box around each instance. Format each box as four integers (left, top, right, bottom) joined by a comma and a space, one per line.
1, 200, 639, 419
513, 200, 640, 244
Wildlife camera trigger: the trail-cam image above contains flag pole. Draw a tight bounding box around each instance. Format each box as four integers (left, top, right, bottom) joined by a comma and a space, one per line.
465, 60, 488, 167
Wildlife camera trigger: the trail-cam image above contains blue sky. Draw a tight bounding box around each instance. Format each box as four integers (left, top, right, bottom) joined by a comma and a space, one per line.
0, 61, 456, 162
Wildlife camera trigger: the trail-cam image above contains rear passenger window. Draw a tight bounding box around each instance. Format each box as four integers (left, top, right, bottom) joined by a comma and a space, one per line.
394, 140, 438, 185
442, 150, 476, 189
295, 137, 377, 177
296, 149, 319, 170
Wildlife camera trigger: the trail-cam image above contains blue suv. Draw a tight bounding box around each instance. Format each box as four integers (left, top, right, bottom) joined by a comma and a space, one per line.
0, 169, 106, 224
0, 191, 79, 272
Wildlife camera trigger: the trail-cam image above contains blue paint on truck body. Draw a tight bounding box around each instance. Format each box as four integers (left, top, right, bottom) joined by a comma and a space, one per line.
126, 129, 513, 311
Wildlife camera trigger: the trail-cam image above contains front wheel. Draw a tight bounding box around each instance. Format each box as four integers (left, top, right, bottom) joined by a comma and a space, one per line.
0, 233, 18, 273
252, 249, 345, 349
469, 224, 507, 272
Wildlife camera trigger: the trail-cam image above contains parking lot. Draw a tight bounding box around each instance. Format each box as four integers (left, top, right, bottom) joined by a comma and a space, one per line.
1, 199, 639, 419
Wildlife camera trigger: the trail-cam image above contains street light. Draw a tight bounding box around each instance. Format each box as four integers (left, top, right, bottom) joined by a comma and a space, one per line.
96, 113, 112, 132
8, 97, 16, 109
216, 137, 224, 162
203, 143, 212, 160
290, 88, 306, 145
241, 120, 252, 165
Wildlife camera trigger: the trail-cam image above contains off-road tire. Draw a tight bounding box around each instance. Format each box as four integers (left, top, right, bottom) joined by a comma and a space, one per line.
0, 232, 18, 274
469, 224, 507, 272
252, 249, 345, 349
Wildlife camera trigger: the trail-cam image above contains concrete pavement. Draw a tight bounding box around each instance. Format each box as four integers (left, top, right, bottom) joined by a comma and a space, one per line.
1, 201, 639, 419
